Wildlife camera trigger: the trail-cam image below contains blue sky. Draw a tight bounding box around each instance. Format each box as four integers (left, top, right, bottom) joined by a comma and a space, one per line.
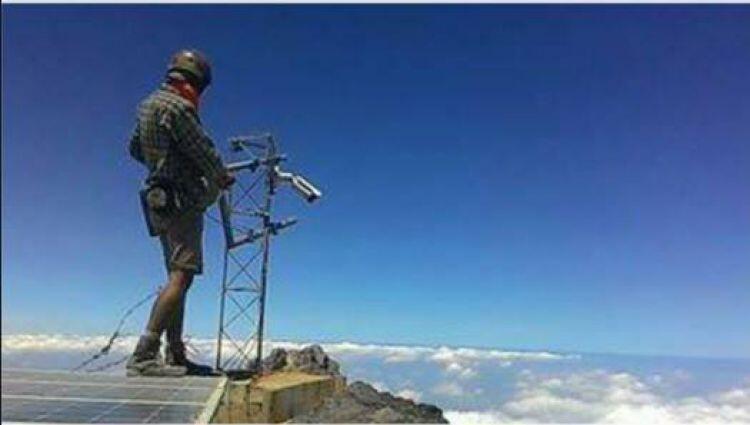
2, 5, 749, 359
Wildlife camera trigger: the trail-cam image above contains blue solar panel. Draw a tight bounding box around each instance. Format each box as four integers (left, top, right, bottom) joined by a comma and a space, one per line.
1, 369, 225, 423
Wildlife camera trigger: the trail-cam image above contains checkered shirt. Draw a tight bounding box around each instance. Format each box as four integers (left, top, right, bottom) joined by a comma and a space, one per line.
128, 84, 225, 210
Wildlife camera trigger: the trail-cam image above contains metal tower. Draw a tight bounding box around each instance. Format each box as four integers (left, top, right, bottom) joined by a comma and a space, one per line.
214, 133, 320, 374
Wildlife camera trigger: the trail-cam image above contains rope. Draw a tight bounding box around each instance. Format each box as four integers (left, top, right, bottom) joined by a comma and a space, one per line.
72, 287, 161, 372
74, 177, 260, 373
71, 210, 243, 374
84, 353, 131, 373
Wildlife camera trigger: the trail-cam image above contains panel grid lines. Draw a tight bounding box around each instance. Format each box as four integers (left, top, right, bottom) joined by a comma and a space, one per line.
1, 369, 225, 423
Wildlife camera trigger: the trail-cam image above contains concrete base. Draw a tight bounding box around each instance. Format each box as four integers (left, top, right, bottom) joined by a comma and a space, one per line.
213, 372, 346, 423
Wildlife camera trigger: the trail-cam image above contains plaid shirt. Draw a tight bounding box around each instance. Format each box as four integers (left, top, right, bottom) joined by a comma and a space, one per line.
128, 84, 225, 211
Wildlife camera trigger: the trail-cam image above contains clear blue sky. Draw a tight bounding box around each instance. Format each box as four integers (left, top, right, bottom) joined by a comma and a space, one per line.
2, 5, 748, 359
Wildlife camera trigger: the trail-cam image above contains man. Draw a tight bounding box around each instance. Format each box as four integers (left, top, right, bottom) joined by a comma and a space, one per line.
127, 49, 234, 377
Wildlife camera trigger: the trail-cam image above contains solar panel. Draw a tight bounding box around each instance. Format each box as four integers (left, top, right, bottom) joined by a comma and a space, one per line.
1, 369, 227, 423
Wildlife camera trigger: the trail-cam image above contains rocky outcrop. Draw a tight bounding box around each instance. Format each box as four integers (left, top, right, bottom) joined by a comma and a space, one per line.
263, 344, 341, 376
261, 345, 448, 423
290, 381, 448, 423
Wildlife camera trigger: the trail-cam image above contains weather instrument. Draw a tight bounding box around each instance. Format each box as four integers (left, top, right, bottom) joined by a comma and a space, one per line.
215, 133, 321, 374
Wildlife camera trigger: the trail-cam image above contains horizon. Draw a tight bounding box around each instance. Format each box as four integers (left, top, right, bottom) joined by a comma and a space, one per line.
4, 331, 750, 362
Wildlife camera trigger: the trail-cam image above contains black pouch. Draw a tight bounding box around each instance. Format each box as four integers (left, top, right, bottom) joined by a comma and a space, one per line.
139, 176, 184, 237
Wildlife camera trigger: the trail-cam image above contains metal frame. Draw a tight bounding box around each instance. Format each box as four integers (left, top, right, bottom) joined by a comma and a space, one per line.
214, 133, 308, 373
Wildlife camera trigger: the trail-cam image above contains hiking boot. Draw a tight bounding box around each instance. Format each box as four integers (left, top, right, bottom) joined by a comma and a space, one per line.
165, 341, 216, 376
126, 334, 187, 377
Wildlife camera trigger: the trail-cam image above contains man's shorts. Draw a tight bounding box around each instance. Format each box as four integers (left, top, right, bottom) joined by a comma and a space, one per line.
159, 211, 204, 275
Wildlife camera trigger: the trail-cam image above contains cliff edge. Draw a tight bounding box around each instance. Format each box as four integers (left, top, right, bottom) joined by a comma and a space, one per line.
262, 345, 448, 423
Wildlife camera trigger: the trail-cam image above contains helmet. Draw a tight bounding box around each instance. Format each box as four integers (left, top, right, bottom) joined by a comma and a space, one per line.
166, 49, 212, 92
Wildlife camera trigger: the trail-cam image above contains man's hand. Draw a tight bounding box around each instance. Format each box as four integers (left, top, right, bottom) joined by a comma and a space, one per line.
217, 172, 236, 190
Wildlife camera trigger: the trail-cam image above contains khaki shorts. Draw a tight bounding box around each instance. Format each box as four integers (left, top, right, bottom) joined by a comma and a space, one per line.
160, 211, 204, 275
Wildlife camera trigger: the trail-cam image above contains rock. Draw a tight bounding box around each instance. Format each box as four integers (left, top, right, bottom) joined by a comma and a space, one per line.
262, 348, 288, 372
262, 346, 448, 423
263, 344, 341, 376
371, 407, 403, 423
311, 344, 327, 365
290, 381, 448, 423
349, 381, 385, 406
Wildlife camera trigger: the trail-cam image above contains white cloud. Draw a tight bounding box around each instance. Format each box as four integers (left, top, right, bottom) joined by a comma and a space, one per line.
396, 388, 423, 401
369, 381, 390, 392
716, 388, 749, 405
447, 370, 750, 424
426, 345, 574, 380
0, 334, 302, 370
433, 381, 466, 397
312, 341, 575, 373
444, 361, 479, 379
445, 410, 511, 424
1, 334, 134, 354
1, 334, 572, 375
317, 341, 433, 363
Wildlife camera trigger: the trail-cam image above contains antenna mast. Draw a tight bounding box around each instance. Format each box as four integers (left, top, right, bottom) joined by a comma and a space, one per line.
214, 133, 321, 374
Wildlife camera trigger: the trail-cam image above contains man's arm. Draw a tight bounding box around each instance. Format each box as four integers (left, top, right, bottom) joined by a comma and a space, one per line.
128, 122, 145, 164
166, 106, 228, 185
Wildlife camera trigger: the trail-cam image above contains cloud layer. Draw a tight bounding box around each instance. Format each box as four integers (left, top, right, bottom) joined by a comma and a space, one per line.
446, 369, 750, 424
1, 333, 573, 373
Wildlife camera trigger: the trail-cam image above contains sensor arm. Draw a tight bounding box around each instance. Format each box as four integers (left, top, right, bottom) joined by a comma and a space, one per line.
273, 166, 322, 203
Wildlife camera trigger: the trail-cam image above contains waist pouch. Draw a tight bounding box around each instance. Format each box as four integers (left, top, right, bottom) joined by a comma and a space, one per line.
139, 176, 186, 237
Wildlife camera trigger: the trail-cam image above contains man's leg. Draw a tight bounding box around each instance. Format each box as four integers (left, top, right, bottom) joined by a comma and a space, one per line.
163, 279, 214, 375
127, 270, 193, 377
128, 210, 203, 377
148, 270, 193, 335
152, 211, 213, 375
165, 289, 187, 348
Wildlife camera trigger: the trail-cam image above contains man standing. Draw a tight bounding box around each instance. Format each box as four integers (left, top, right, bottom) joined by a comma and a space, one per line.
127, 49, 234, 377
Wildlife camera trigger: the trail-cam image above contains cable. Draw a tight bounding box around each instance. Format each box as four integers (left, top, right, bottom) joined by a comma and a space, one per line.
72, 287, 161, 372
84, 353, 131, 373
74, 206, 249, 374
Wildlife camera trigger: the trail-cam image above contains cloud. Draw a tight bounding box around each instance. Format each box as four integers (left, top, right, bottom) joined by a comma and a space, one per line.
444, 361, 478, 379
364, 380, 421, 402
433, 382, 466, 397
0, 334, 299, 371
427, 345, 574, 380
371, 381, 398, 393
1, 334, 573, 374
1, 334, 134, 354
446, 370, 750, 424
312, 341, 575, 374
396, 388, 423, 401
317, 341, 433, 363
444, 410, 511, 424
